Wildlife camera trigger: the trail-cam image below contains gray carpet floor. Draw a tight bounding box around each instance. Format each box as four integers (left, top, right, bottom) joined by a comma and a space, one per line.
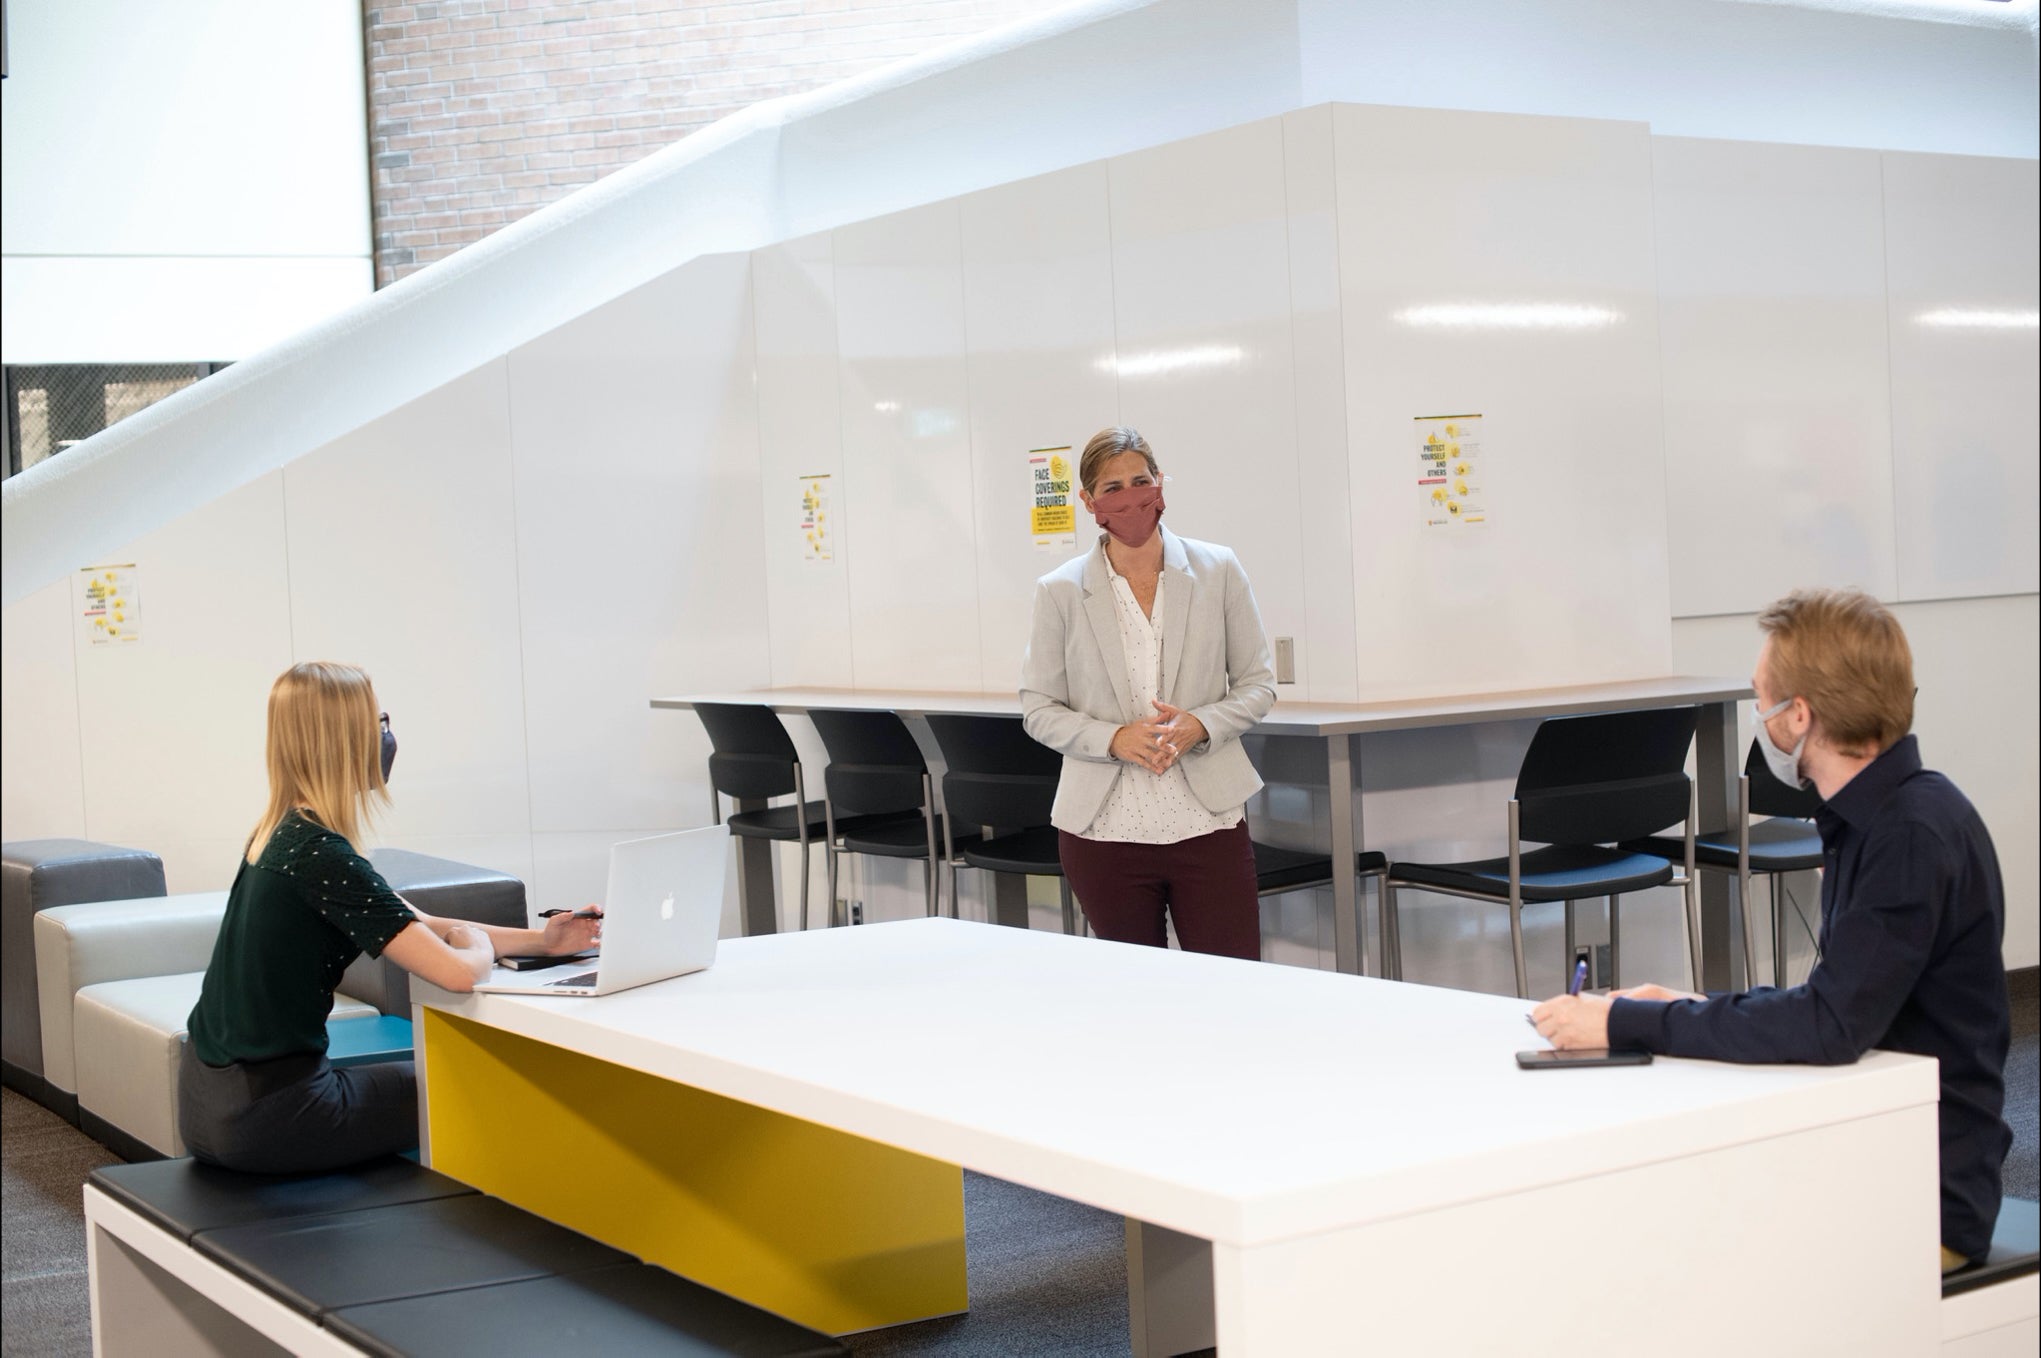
4, 970, 2035, 1356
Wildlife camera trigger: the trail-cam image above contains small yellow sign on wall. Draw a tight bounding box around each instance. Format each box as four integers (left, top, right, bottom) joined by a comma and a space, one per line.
79, 565, 141, 645
1028, 447, 1076, 550
1415, 414, 1486, 530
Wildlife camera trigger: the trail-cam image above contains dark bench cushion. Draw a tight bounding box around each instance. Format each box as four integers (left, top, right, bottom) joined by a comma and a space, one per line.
1944, 1197, 2039, 1297
326, 1263, 850, 1357
194, 1192, 635, 1315
90, 1155, 474, 1244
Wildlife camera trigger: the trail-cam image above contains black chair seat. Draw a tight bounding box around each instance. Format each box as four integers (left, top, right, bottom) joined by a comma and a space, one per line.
960, 825, 1063, 876
1358, 850, 1388, 873
1253, 843, 1333, 893
1393, 844, 1674, 902
90, 1156, 474, 1245
723, 801, 831, 841
1944, 1197, 2039, 1297
326, 1263, 848, 1358
194, 1192, 634, 1316
1622, 817, 1823, 874
840, 816, 975, 859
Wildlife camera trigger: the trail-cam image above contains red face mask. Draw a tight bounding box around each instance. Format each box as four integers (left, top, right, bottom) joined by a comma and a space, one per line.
1089, 483, 1166, 548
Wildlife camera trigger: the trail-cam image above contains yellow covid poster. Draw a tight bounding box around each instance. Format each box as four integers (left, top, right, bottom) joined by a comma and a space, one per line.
79, 565, 141, 645
1415, 414, 1486, 530
798, 474, 833, 563
1028, 447, 1076, 551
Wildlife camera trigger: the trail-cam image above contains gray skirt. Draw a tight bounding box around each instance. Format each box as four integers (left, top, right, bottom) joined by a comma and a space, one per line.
177, 1042, 417, 1174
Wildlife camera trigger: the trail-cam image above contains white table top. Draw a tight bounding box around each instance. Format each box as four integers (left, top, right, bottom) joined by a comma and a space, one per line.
421, 918, 1930, 1249
652, 675, 1750, 736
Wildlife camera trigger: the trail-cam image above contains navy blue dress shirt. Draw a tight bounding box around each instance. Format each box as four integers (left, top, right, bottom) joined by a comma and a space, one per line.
1607, 735, 2011, 1259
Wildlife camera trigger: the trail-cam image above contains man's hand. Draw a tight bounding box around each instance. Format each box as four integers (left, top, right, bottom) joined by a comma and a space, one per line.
540, 908, 603, 955
1611, 982, 1704, 1003
1149, 700, 1208, 770
1110, 716, 1174, 773
1530, 993, 1612, 1049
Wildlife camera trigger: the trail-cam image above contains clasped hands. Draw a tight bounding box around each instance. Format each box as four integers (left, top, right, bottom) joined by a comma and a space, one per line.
1530, 982, 1702, 1049
1110, 699, 1208, 774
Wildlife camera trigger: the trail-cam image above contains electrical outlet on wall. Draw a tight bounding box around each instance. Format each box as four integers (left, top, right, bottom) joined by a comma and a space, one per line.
851, 901, 863, 926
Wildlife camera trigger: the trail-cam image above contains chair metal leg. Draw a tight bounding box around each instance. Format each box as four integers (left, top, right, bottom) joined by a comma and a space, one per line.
1507, 896, 1528, 1000
1381, 882, 1402, 981
1060, 879, 1076, 936
1609, 894, 1622, 990
1772, 875, 1788, 988
825, 799, 841, 929
1564, 899, 1577, 972
1736, 775, 1755, 989
922, 788, 939, 918
795, 764, 812, 932
924, 858, 938, 920
1683, 873, 1704, 993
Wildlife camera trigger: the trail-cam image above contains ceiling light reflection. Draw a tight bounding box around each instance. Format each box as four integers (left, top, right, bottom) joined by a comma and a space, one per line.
1097, 345, 1245, 379
1393, 303, 1624, 330
1915, 308, 2039, 330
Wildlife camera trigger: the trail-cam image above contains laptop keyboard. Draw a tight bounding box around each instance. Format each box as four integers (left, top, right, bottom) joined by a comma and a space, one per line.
547, 971, 600, 989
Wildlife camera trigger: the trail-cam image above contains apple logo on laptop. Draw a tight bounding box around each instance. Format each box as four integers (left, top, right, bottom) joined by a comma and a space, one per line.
660, 893, 675, 921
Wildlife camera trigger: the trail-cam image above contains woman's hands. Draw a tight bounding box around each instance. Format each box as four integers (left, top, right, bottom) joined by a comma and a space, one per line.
539, 908, 603, 955
1111, 701, 1210, 774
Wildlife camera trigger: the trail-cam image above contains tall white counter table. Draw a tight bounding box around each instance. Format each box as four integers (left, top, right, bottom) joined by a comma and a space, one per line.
413, 919, 1940, 1354
654, 676, 1753, 985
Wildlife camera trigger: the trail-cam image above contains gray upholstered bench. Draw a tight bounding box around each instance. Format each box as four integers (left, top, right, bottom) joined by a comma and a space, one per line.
341, 848, 529, 1017
1941, 1197, 2039, 1355
86, 1157, 849, 1356
2, 838, 165, 1109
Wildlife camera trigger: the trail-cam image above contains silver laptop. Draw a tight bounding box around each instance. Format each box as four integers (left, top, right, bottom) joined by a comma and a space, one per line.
475, 826, 728, 997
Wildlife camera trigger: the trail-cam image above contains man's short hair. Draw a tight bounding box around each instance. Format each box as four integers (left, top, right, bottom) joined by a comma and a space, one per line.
1758, 588, 1914, 758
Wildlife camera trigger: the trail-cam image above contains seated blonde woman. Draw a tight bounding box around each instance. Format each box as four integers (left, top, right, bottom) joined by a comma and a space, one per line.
180, 661, 600, 1174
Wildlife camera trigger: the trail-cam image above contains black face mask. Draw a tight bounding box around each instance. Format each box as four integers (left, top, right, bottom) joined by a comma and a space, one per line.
379, 712, 398, 783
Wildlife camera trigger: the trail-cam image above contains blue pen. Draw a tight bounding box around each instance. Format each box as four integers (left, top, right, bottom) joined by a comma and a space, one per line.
1568, 956, 1589, 996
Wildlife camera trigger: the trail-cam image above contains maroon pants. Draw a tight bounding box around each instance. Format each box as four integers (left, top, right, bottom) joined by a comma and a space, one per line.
1057, 822, 1261, 960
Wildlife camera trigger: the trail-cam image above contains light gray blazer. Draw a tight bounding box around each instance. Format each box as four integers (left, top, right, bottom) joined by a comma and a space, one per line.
1020, 526, 1277, 835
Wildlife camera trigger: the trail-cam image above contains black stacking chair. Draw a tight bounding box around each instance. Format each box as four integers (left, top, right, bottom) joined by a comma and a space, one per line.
923, 715, 1076, 934
1622, 737, 1823, 988
808, 709, 957, 923
1384, 708, 1702, 999
1247, 844, 1391, 972
695, 702, 829, 930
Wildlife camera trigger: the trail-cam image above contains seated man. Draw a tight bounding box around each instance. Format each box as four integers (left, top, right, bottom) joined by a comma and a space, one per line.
1532, 588, 2011, 1271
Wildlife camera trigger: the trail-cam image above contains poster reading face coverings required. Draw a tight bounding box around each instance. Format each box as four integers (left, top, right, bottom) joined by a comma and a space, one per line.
799, 474, 833, 562
1028, 447, 1077, 550
79, 565, 141, 644
1415, 414, 1486, 529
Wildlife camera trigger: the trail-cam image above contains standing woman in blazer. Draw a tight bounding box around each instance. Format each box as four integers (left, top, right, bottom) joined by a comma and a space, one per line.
1020, 427, 1277, 958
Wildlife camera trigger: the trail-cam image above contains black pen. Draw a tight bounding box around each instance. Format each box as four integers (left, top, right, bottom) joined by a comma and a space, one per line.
538, 907, 603, 920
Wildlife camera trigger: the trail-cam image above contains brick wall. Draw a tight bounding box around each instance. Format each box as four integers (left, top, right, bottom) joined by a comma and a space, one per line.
365, 0, 1063, 286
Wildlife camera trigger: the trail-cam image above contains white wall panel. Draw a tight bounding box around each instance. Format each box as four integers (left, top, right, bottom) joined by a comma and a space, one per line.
959, 162, 1122, 694
833, 202, 984, 691
753, 233, 856, 688
1672, 596, 2040, 971
0, 579, 88, 841
1335, 104, 1672, 700
1653, 136, 1897, 617
71, 474, 295, 891
508, 252, 770, 841
282, 362, 532, 849
1107, 117, 1311, 696
1281, 106, 1358, 702
1882, 151, 2040, 603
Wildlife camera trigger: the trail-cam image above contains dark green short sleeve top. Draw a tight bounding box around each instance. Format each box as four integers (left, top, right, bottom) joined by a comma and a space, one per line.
186, 811, 415, 1067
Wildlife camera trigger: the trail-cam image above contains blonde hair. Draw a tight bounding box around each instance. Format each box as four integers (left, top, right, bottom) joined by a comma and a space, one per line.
1758, 588, 1914, 758
1078, 427, 1160, 494
246, 661, 389, 862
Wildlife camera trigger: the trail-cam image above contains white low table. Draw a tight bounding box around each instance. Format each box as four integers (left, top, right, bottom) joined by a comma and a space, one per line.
415, 918, 1940, 1353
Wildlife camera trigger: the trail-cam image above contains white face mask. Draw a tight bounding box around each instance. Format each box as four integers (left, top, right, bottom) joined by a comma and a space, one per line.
1754, 696, 1809, 789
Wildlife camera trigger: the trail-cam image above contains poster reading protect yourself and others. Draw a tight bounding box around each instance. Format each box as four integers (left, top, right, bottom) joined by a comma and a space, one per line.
799, 474, 833, 563
1415, 415, 1485, 529
1028, 447, 1076, 550
79, 565, 141, 644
